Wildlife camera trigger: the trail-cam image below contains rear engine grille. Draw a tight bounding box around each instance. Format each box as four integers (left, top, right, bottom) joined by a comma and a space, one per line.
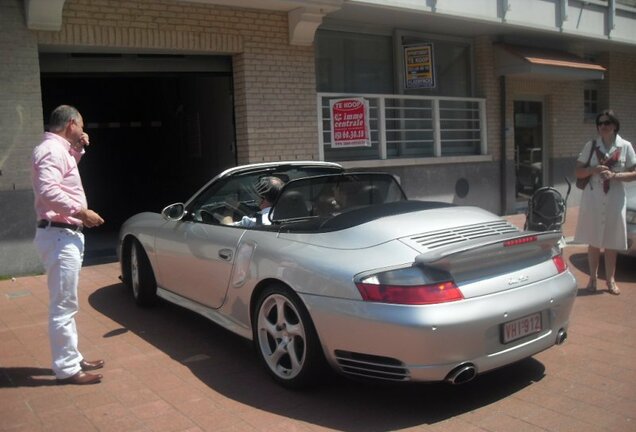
334, 350, 410, 381
408, 220, 519, 250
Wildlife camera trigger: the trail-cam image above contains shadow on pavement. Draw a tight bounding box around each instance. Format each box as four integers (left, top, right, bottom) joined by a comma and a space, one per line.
0, 367, 57, 388
89, 283, 547, 430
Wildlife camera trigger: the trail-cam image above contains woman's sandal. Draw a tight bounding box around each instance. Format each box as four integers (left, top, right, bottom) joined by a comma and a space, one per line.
586, 278, 597, 293
607, 280, 620, 296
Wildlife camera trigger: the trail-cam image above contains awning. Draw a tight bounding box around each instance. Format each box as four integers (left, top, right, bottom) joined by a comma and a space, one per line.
495, 44, 606, 81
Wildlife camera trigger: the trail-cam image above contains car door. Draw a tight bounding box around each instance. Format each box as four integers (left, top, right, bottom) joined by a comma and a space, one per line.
152, 174, 261, 308
151, 164, 345, 308
153, 220, 244, 308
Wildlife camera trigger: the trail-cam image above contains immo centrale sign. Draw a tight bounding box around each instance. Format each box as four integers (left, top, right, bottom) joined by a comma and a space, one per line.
329, 98, 371, 148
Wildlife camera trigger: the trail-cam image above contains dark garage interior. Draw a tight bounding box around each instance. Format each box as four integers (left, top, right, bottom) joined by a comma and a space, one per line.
40, 67, 236, 263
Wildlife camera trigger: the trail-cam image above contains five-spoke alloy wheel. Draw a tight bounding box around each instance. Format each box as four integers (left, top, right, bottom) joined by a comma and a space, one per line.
253, 284, 323, 388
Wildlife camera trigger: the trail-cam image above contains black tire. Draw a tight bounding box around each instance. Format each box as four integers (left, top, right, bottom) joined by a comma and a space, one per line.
252, 283, 325, 389
128, 239, 157, 306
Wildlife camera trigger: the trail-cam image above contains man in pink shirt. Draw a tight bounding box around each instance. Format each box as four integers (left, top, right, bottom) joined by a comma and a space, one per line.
32, 105, 105, 385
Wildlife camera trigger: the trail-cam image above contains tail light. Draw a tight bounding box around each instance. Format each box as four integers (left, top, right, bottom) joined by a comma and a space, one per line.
355, 266, 464, 305
552, 255, 567, 273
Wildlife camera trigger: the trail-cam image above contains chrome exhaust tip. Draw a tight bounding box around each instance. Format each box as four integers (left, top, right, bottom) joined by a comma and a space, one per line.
556, 329, 567, 345
445, 363, 477, 385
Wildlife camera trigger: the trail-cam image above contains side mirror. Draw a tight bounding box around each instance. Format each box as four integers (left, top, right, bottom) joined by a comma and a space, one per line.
161, 203, 186, 221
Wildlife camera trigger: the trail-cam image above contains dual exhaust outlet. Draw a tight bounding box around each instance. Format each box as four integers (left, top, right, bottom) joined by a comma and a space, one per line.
445, 328, 568, 385
445, 363, 477, 385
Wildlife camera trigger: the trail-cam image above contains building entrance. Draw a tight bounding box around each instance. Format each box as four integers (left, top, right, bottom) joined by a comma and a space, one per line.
40, 67, 236, 262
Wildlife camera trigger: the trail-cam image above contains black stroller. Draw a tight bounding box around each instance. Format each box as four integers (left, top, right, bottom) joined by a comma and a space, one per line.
524, 178, 572, 232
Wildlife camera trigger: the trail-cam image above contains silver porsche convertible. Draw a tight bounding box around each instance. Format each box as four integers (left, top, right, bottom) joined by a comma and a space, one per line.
118, 161, 577, 388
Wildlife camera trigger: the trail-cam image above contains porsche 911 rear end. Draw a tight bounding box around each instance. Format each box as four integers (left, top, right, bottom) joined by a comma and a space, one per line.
299, 217, 577, 384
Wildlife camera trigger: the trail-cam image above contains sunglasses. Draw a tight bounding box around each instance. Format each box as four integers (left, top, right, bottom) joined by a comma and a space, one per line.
597, 120, 613, 126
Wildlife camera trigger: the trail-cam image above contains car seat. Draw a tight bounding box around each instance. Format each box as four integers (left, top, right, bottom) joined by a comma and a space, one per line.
273, 190, 309, 220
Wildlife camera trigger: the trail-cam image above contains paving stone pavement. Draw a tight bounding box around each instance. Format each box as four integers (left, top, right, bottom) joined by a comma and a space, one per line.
1, 206, 635, 432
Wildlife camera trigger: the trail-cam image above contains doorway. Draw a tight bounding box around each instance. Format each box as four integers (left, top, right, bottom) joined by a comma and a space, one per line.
40, 72, 236, 263
514, 100, 544, 202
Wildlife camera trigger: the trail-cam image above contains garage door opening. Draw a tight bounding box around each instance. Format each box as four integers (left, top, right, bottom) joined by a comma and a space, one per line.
41, 72, 236, 263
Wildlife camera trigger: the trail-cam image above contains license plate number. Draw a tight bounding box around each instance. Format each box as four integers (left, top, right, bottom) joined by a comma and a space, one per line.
502, 313, 542, 344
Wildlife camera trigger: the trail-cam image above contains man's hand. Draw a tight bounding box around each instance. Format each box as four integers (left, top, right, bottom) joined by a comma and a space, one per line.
79, 132, 90, 146
75, 208, 104, 228
71, 132, 90, 152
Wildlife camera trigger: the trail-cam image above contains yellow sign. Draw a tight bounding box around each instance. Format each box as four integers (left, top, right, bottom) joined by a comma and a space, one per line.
404, 44, 435, 89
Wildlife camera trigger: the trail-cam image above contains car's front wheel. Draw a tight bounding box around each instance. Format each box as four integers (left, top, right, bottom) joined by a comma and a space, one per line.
253, 284, 325, 388
128, 239, 157, 306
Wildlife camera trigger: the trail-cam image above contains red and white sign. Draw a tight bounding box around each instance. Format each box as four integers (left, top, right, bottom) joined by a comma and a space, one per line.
329, 98, 371, 148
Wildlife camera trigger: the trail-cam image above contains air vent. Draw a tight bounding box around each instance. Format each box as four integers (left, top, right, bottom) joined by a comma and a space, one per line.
405, 221, 520, 251
334, 350, 409, 381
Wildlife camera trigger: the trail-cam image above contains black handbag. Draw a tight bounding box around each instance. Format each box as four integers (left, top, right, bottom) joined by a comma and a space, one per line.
576, 140, 596, 190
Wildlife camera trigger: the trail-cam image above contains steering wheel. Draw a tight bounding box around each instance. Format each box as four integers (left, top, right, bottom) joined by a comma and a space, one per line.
197, 202, 252, 224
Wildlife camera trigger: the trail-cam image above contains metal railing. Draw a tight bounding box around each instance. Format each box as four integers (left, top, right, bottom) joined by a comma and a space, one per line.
317, 93, 487, 162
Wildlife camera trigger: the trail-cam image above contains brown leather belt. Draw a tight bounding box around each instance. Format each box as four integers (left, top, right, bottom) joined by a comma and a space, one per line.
37, 220, 83, 232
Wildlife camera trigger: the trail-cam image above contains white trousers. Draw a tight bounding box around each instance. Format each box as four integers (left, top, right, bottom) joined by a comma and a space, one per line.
34, 226, 85, 379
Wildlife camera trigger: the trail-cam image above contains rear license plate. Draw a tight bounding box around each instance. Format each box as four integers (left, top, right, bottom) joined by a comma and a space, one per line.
502, 313, 542, 344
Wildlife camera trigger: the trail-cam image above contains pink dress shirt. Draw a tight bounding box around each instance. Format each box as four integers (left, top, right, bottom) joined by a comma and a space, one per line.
32, 132, 87, 226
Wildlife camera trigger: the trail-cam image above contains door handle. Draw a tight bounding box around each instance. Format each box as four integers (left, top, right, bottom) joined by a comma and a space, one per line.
218, 249, 233, 261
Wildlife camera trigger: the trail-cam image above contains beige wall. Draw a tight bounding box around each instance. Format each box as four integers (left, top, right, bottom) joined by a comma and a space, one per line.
0, 0, 43, 193
35, 0, 319, 165
502, 54, 636, 161
0, 0, 47, 275
607, 51, 636, 143
504, 79, 593, 159
474, 35, 502, 162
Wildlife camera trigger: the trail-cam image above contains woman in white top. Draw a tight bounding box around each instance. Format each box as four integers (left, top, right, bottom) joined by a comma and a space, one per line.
574, 109, 636, 295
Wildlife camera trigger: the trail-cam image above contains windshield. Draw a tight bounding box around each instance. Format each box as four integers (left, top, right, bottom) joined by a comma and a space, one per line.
185, 165, 344, 222
271, 173, 407, 222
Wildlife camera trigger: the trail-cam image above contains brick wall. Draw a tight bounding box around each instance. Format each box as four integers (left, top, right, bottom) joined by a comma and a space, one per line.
608, 51, 636, 144
472, 41, 636, 165
0, 0, 44, 192
0, 0, 47, 275
474, 35, 502, 161
36, 0, 320, 165
504, 79, 592, 160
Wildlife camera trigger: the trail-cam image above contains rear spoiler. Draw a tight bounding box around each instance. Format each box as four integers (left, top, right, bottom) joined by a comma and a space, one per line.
415, 230, 562, 271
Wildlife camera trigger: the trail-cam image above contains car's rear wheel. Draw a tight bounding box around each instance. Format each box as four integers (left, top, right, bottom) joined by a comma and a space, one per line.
128, 239, 157, 306
253, 284, 324, 388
